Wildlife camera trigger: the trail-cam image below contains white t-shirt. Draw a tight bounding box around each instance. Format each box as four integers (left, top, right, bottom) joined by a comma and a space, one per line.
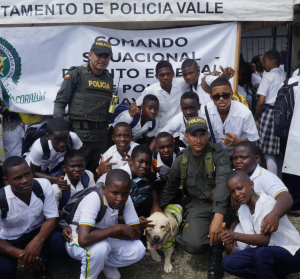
201, 100, 259, 156
135, 79, 186, 132
52, 170, 95, 207
3, 125, 24, 159
25, 132, 82, 172
252, 71, 264, 90
238, 191, 300, 255
257, 68, 286, 105
250, 164, 288, 199
70, 190, 140, 238
292, 68, 299, 78
153, 152, 175, 179
97, 163, 132, 185
99, 142, 139, 169
0, 178, 59, 240
112, 110, 158, 140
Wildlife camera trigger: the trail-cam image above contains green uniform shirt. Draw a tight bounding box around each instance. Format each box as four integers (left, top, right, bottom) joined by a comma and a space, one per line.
159, 143, 232, 215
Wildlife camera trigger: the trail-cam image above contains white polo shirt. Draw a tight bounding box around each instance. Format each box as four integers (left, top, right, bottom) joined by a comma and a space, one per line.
70, 190, 140, 238
257, 68, 286, 105
52, 170, 95, 207
99, 142, 139, 169
97, 163, 132, 185
252, 71, 265, 90
153, 152, 175, 179
112, 110, 158, 141
238, 191, 300, 255
200, 100, 259, 156
292, 68, 299, 78
0, 178, 59, 240
135, 79, 186, 132
25, 132, 82, 172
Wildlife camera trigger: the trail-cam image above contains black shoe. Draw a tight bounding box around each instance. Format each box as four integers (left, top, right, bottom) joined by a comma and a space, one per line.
33, 269, 53, 279
207, 242, 224, 279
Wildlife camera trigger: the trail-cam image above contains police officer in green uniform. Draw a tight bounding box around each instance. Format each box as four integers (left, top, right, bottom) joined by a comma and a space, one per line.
159, 116, 233, 279
53, 40, 113, 172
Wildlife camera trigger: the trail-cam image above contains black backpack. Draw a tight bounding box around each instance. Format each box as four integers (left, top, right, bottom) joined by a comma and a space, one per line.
0, 180, 45, 219
273, 81, 298, 139
21, 122, 74, 159
130, 178, 152, 209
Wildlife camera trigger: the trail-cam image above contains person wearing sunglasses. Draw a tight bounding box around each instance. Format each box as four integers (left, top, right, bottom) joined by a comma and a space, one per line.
200, 78, 259, 157
254, 50, 286, 179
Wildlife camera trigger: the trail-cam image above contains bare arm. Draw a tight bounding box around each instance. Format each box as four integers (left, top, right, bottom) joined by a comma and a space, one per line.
254, 95, 266, 122
0, 239, 23, 258
30, 163, 59, 184
234, 232, 271, 246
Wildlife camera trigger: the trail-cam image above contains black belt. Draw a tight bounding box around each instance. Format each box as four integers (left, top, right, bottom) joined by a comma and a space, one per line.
71, 120, 106, 130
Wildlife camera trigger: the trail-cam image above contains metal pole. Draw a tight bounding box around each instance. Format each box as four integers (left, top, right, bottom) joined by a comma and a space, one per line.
272, 26, 277, 50
286, 22, 293, 79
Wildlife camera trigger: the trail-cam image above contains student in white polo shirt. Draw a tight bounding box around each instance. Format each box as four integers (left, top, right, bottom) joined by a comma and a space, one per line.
0, 156, 64, 279
112, 94, 159, 146
161, 91, 202, 147
96, 122, 139, 179
129, 60, 186, 133
201, 78, 259, 157
231, 141, 293, 250
63, 169, 145, 279
25, 117, 82, 189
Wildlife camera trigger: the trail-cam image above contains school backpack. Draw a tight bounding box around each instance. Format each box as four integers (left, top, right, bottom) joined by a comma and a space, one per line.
58, 172, 90, 211
273, 81, 298, 139
0, 179, 45, 219
61, 183, 125, 226
130, 178, 152, 209
109, 104, 156, 132
21, 122, 74, 159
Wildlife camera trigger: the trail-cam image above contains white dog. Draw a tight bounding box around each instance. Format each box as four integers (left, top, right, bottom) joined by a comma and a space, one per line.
145, 204, 182, 273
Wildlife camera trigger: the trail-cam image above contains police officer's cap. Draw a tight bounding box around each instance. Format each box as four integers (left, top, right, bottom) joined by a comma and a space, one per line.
185, 117, 208, 134
91, 40, 112, 56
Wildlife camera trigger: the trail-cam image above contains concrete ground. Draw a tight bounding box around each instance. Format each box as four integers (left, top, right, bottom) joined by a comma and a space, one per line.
16, 215, 300, 279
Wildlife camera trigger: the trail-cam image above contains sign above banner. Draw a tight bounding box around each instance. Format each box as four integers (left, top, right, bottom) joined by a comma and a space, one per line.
0, 0, 294, 24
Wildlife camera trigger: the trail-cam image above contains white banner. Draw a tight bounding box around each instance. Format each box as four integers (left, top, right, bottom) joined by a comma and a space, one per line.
0, 0, 293, 24
0, 22, 237, 115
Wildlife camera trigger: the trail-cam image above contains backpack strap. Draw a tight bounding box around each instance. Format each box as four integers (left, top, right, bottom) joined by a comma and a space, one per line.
0, 187, 9, 219
204, 105, 216, 144
69, 136, 74, 149
130, 110, 141, 129
40, 136, 51, 160
59, 187, 70, 211
205, 143, 216, 186
179, 153, 189, 197
96, 187, 108, 224
81, 172, 90, 189
32, 179, 45, 203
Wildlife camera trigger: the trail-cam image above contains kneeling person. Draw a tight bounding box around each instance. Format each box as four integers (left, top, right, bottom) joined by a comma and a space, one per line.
65, 169, 145, 279
0, 156, 64, 279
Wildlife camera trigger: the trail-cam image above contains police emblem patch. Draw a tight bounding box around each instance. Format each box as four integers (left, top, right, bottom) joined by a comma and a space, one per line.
0, 38, 22, 104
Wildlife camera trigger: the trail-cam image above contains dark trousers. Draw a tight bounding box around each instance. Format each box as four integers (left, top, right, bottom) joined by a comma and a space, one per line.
0, 227, 65, 279
288, 175, 300, 206
221, 246, 300, 279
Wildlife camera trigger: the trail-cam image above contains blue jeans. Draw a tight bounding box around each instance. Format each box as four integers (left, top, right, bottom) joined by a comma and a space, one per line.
0, 227, 65, 279
221, 246, 300, 279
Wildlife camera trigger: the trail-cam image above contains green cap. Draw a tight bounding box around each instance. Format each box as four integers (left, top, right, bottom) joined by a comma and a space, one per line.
185, 117, 208, 134
90, 40, 112, 56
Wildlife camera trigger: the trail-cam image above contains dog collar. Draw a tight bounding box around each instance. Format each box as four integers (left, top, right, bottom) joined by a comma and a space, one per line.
164, 204, 182, 227
161, 236, 176, 249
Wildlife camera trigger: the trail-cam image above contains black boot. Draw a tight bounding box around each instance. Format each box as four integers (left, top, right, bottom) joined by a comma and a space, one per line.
207, 242, 224, 279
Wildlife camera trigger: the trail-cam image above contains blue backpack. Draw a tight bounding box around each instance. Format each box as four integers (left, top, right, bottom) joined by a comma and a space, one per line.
110, 104, 156, 132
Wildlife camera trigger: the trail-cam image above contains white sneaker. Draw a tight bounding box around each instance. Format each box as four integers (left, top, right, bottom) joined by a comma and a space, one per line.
102, 266, 121, 279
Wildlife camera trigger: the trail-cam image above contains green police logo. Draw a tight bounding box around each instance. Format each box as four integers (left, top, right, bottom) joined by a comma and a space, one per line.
0, 38, 21, 93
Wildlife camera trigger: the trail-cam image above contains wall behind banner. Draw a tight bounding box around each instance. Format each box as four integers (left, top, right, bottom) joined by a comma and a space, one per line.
0, 22, 237, 115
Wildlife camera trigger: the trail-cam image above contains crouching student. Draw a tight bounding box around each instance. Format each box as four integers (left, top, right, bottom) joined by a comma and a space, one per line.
95, 122, 139, 179
231, 141, 293, 238
52, 150, 95, 210
64, 169, 145, 279
221, 170, 300, 279
152, 132, 181, 196
0, 156, 64, 279
98, 145, 161, 218
25, 117, 82, 189
112, 94, 159, 146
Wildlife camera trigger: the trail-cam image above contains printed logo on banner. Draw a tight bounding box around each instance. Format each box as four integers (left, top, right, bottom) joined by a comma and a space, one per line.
0, 38, 21, 105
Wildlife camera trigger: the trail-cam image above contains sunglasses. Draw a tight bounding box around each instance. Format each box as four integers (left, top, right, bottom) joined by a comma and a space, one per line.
211, 92, 231, 101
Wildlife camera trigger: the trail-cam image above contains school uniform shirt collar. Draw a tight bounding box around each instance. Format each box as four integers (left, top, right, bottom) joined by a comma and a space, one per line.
157, 78, 179, 93
5, 186, 17, 199
250, 164, 262, 181
102, 193, 119, 215
47, 139, 54, 151
156, 152, 176, 168
111, 142, 135, 156
211, 99, 237, 118
270, 68, 283, 74
64, 173, 82, 190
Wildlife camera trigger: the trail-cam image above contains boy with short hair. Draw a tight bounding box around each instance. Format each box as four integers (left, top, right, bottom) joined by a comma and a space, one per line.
221, 170, 300, 278
52, 150, 95, 209
64, 169, 145, 279
26, 117, 82, 189
0, 156, 64, 279
161, 91, 201, 147
96, 123, 139, 178
113, 95, 159, 146
200, 78, 259, 156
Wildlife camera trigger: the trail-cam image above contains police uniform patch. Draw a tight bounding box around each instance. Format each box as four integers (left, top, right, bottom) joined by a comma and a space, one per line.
64, 74, 70, 80
219, 156, 230, 165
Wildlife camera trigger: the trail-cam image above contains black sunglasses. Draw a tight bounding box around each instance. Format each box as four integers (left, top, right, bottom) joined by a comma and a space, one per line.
211, 92, 231, 101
